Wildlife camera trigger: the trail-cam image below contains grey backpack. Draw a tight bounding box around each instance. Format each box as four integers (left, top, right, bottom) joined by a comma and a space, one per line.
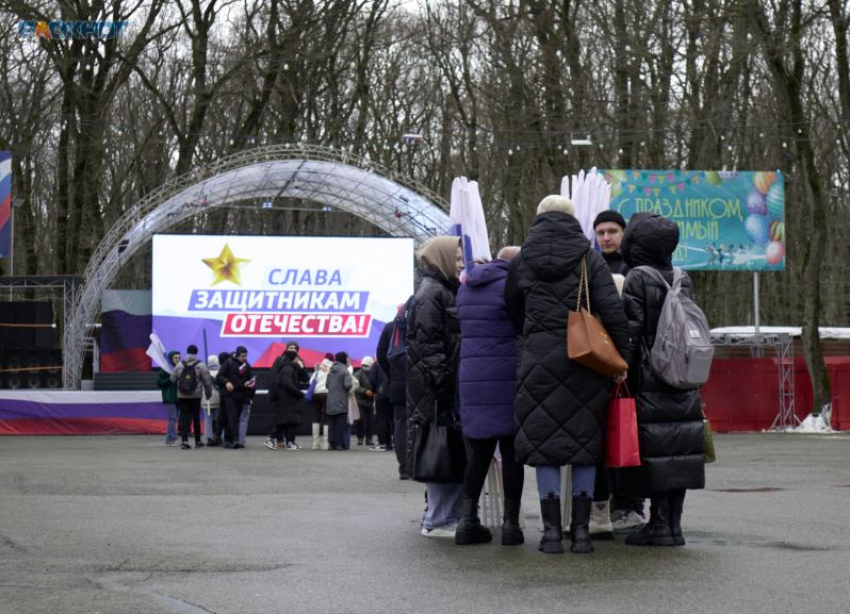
635, 266, 714, 389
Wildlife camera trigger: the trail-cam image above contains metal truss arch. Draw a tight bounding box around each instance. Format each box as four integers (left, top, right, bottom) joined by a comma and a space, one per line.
64, 145, 450, 388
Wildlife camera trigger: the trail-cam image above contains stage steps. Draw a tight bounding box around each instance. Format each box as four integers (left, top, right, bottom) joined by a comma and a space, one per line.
94, 372, 159, 391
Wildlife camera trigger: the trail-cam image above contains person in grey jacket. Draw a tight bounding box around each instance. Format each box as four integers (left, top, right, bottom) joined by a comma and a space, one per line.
326, 351, 353, 450
170, 344, 213, 449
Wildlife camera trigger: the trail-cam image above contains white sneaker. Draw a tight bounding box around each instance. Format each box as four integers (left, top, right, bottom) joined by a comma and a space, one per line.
589, 501, 614, 540
370, 444, 387, 452
421, 524, 457, 538
263, 439, 278, 450
611, 509, 647, 532
311, 436, 321, 450
286, 442, 300, 451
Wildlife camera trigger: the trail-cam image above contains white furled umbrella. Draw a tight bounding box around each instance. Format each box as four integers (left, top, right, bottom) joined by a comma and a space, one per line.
563, 167, 611, 244
450, 177, 492, 272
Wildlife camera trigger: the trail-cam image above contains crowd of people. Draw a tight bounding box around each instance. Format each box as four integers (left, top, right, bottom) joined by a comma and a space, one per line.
156, 194, 706, 555
157, 344, 257, 449
156, 343, 386, 453
401, 195, 705, 554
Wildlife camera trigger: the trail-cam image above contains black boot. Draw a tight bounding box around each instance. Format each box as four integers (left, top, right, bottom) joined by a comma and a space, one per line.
538, 495, 564, 554
668, 489, 686, 546
455, 498, 492, 545
625, 497, 674, 546
570, 495, 594, 554
501, 498, 524, 546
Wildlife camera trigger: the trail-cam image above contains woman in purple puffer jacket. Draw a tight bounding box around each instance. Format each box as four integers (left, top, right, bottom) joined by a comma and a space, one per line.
454, 246, 525, 547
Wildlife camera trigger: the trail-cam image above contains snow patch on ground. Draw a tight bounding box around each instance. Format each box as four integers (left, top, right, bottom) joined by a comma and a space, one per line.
791, 405, 834, 433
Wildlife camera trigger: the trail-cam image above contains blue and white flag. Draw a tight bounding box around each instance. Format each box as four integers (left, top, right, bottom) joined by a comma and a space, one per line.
449, 177, 491, 273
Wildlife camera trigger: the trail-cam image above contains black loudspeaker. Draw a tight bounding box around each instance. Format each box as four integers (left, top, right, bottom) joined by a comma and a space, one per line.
0, 348, 62, 390
5, 354, 23, 390
25, 355, 41, 389
44, 349, 62, 388
33, 303, 54, 348
0, 304, 13, 348
12, 304, 34, 349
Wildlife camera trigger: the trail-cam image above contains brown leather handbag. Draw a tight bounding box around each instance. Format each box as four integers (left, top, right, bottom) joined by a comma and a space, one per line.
567, 256, 628, 376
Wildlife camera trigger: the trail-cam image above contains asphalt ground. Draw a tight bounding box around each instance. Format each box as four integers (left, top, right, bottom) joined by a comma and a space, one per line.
1, 432, 849, 614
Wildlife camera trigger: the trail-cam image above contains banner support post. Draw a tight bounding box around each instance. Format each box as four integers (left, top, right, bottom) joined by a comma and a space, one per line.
753, 271, 760, 335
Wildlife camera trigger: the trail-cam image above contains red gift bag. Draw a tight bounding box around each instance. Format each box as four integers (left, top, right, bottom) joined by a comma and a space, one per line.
605, 383, 641, 467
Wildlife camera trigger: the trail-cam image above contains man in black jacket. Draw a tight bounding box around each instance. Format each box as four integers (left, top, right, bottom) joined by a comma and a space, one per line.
593, 210, 647, 534
376, 300, 413, 479
593, 210, 629, 275
216, 345, 255, 449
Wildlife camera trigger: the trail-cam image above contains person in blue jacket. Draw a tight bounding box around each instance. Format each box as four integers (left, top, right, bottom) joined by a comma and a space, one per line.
454, 246, 525, 547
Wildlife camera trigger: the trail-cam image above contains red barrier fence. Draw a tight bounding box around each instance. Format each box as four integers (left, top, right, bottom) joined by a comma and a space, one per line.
702, 358, 850, 431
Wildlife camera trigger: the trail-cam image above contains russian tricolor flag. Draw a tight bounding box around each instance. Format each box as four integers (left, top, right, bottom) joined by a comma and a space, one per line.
0, 151, 11, 259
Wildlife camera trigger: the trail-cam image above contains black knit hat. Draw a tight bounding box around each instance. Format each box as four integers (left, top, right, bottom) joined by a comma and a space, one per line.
235, 345, 248, 356
593, 210, 627, 230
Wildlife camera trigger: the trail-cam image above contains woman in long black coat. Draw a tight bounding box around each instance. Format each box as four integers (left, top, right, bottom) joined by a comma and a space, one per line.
264, 348, 306, 450
619, 213, 705, 547
505, 196, 629, 554
406, 236, 465, 537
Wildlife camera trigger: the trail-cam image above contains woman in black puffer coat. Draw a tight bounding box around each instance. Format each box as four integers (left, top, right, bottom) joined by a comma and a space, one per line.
406, 236, 465, 537
619, 213, 705, 547
505, 196, 629, 554
265, 349, 306, 450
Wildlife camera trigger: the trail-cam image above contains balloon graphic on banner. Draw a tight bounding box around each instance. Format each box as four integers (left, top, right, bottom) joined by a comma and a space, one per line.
766, 240, 785, 265
746, 191, 767, 215
769, 220, 785, 242
753, 171, 776, 195
705, 170, 723, 186
766, 182, 784, 219
610, 182, 622, 199
745, 213, 770, 246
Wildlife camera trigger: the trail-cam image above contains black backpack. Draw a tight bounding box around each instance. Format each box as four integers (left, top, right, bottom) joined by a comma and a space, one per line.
178, 361, 200, 394
386, 297, 412, 376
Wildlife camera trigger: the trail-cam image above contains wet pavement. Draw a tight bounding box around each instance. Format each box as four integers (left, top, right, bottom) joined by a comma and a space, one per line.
1, 432, 849, 614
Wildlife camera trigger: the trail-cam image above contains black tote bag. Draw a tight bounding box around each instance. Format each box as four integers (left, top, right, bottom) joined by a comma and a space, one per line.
409, 410, 466, 484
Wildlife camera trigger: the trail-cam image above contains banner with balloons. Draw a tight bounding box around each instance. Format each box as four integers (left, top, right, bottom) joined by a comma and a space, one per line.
603, 170, 785, 270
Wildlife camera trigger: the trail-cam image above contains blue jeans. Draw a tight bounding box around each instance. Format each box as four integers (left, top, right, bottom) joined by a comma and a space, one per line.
238, 402, 251, 445
536, 465, 596, 499
422, 482, 464, 530
164, 403, 178, 443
